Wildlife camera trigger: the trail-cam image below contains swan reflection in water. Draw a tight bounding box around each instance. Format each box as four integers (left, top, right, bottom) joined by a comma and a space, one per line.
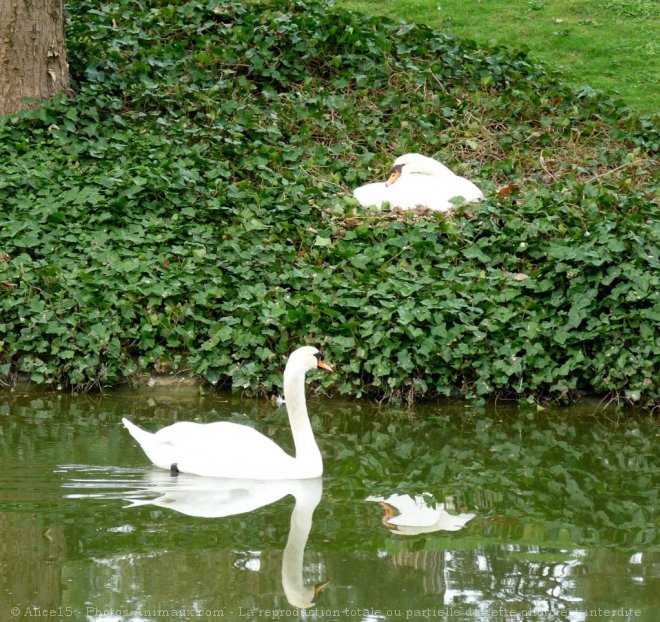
367, 493, 476, 536
64, 470, 327, 609
129, 474, 327, 608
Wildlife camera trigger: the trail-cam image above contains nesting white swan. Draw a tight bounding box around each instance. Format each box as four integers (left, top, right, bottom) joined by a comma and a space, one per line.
122, 346, 333, 479
353, 153, 483, 212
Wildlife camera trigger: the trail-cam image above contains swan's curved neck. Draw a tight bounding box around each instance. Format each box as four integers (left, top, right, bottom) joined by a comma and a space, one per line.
283, 364, 322, 473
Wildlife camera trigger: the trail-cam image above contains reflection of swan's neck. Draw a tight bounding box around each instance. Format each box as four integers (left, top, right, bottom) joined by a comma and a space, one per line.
283, 362, 322, 474
281, 479, 323, 609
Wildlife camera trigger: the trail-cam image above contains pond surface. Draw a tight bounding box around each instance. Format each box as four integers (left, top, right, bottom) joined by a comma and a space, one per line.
0, 388, 657, 622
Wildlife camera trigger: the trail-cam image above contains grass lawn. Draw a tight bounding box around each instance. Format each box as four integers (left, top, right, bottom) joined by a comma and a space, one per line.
336, 0, 659, 115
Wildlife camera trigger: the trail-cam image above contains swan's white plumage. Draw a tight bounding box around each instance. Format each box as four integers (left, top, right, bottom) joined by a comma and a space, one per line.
122, 474, 326, 608
367, 492, 476, 535
122, 419, 297, 479
122, 346, 331, 479
353, 153, 483, 212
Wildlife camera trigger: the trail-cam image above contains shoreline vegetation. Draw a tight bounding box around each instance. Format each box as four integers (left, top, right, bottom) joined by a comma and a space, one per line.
0, 1, 658, 409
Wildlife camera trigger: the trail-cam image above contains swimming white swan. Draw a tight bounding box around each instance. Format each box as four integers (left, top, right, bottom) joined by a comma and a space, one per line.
123, 475, 327, 608
353, 153, 483, 212
122, 346, 333, 479
367, 493, 476, 535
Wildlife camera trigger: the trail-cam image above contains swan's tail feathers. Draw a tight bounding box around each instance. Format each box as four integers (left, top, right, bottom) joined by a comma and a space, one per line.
123, 498, 155, 509
122, 417, 153, 447
121, 418, 174, 470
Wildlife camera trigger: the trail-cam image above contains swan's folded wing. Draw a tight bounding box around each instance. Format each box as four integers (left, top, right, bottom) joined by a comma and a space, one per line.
353, 179, 435, 210
152, 421, 296, 478
153, 421, 284, 453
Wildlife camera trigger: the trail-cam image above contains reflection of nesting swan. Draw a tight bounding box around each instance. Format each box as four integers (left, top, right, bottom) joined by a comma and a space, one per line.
125, 474, 327, 608
367, 493, 475, 536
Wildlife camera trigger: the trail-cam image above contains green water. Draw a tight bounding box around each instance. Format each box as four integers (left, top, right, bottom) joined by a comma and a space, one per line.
0, 389, 657, 622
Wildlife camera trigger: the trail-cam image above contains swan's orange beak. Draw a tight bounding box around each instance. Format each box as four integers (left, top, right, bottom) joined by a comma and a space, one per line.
317, 359, 333, 373
385, 166, 402, 187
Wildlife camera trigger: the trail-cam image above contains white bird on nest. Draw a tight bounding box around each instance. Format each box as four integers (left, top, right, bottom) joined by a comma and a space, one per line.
353, 153, 483, 212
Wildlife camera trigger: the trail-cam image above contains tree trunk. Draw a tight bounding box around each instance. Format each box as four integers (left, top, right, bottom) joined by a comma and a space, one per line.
0, 0, 70, 115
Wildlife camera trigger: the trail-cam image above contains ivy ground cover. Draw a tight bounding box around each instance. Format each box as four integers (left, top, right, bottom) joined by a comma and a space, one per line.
0, 0, 658, 407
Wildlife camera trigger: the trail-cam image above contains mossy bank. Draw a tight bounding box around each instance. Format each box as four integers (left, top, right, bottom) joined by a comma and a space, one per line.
0, 0, 658, 407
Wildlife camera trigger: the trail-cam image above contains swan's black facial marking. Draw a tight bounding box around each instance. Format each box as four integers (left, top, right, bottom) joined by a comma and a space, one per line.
385, 164, 403, 186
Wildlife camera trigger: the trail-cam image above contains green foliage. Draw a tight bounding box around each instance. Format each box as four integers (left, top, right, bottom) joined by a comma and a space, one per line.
0, 0, 658, 406
339, 0, 660, 114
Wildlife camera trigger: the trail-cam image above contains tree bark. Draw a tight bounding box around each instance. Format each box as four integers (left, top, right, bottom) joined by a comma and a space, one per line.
0, 0, 70, 115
